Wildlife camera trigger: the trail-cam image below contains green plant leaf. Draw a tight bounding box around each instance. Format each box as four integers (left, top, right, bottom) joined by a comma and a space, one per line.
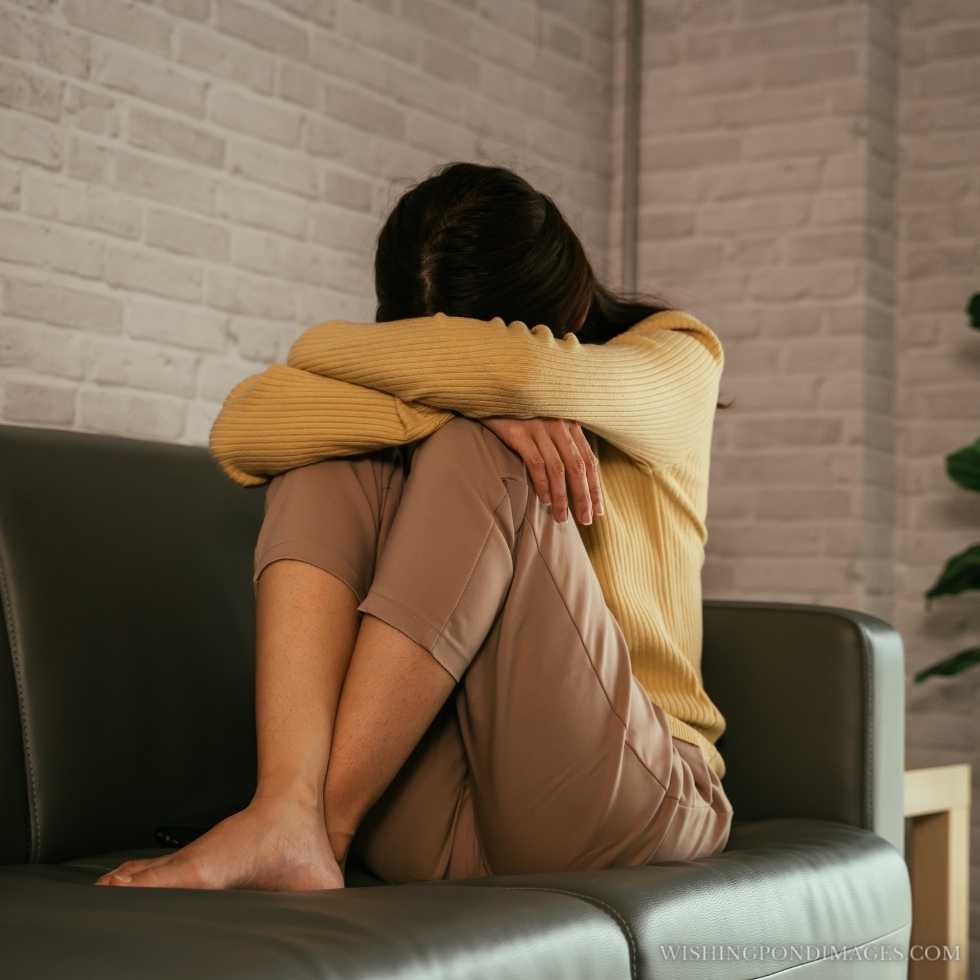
914, 646, 980, 682
968, 292, 980, 329
947, 438, 980, 493
924, 543, 980, 599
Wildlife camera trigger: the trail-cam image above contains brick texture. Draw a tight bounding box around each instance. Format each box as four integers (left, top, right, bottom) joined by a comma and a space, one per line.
0, 0, 615, 444
639, 0, 979, 963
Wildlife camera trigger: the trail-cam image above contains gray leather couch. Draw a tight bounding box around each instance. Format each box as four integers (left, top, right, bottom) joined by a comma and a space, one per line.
0, 422, 912, 979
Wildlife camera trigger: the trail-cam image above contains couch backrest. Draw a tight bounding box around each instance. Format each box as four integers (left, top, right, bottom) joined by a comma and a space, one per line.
1, 421, 904, 865
0, 422, 264, 864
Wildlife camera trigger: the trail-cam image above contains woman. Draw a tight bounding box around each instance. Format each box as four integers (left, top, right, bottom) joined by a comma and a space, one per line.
96, 161, 733, 892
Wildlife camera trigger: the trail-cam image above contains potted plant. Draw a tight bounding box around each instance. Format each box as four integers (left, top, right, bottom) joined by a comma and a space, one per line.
914, 292, 980, 682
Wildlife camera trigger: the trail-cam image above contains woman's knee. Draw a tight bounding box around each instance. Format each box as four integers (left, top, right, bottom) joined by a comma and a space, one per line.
253, 453, 400, 601
407, 417, 529, 510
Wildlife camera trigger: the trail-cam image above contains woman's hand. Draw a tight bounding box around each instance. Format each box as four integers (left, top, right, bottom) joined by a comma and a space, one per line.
478, 417, 604, 525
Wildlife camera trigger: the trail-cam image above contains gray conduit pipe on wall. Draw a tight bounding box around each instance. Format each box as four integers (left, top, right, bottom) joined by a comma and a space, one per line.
622, 0, 642, 293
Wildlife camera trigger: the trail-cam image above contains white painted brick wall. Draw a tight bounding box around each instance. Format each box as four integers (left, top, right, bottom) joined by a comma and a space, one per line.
639, 0, 899, 620
638, 0, 979, 964
0, 0, 616, 445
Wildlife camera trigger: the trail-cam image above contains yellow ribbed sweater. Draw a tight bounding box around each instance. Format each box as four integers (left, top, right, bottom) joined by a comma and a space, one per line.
209, 309, 729, 778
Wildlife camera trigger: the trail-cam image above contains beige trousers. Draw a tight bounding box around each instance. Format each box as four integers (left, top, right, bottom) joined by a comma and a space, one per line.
252, 417, 733, 883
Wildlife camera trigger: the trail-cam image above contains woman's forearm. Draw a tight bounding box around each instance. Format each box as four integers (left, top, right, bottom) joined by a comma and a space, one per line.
208, 364, 453, 486
285, 310, 725, 471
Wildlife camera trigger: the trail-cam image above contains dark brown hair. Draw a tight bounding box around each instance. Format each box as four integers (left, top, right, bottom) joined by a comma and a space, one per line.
374, 161, 732, 410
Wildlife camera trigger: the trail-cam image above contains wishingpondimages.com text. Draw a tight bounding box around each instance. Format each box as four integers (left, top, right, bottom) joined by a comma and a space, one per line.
655, 943, 959, 964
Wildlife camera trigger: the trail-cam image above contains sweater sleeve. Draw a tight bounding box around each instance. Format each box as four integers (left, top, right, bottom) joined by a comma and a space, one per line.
286, 309, 725, 471
208, 364, 454, 487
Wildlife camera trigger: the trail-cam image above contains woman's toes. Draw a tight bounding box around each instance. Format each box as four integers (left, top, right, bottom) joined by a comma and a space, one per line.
96, 864, 128, 885
96, 870, 133, 886
96, 855, 172, 886
122, 856, 205, 890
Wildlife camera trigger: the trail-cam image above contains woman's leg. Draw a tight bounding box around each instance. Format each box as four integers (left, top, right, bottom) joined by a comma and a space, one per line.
330, 417, 733, 882
322, 416, 526, 882
96, 446, 423, 890
322, 611, 458, 870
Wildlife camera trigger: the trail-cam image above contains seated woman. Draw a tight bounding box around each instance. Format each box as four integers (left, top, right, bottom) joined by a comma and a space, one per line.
96, 161, 734, 892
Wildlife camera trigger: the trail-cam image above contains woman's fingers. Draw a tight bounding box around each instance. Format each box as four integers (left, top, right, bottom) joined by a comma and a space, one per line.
530, 425, 569, 521
478, 418, 557, 512
528, 420, 590, 524
567, 423, 604, 518
477, 416, 603, 526
515, 435, 554, 511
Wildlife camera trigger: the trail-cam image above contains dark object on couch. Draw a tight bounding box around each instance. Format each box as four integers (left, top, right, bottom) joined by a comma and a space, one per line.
0, 422, 911, 979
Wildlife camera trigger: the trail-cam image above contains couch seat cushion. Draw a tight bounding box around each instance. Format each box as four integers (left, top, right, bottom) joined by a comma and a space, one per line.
0, 860, 629, 980
448, 819, 913, 980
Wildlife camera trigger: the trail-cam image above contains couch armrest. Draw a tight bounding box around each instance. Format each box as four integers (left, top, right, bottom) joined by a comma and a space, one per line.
702, 599, 906, 856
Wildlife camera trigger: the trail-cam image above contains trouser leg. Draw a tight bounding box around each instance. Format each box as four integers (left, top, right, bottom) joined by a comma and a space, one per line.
252, 445, 409, 605
347, 417, 733, 881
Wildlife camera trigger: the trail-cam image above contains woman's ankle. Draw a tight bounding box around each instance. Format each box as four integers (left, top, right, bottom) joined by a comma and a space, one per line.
251, 778, 327, 813
327, 828, 355, 869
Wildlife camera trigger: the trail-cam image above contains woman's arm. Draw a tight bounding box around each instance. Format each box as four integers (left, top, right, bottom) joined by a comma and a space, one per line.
208, 365, 606, 524
286, 309, 725, 471
208, 364, 453, 487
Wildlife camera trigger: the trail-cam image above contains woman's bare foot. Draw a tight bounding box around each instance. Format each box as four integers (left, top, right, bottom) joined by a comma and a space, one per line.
94, 796, 345, 892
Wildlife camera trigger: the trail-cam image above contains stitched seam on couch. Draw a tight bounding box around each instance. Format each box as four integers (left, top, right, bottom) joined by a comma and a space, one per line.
0, 542, 39, 860
858, 617, 874, 833
489, 884, 638, 980
742, 919, 913, 979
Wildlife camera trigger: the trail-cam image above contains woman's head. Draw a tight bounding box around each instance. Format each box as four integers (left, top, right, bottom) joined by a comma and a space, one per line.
374, 161, 730, 406
374, 162, 593, 333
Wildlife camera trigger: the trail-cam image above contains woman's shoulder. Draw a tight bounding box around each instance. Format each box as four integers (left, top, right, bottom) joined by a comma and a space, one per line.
622, 309, 724, 370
